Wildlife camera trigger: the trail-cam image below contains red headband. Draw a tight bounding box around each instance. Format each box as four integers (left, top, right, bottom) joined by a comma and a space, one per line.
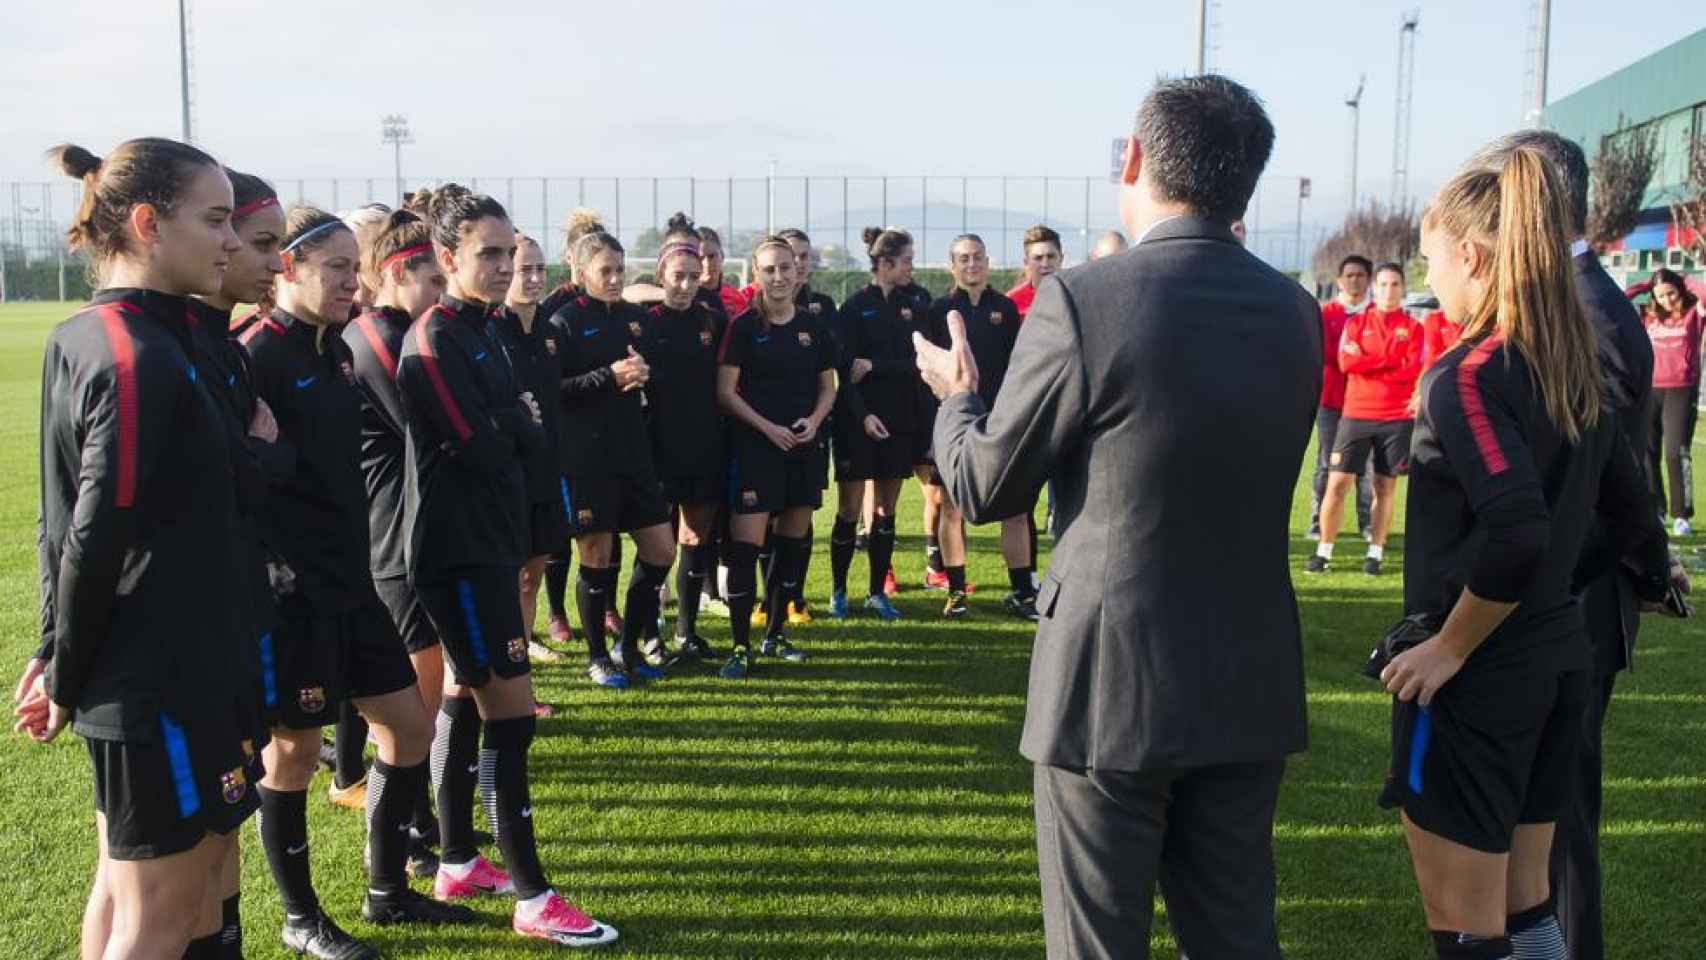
380, 243, 433, 271
231, 195, 279, 221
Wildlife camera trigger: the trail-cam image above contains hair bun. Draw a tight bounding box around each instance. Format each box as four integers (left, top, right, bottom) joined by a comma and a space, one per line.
52, 144, 103, 181
861, 226, 883, 247
666, 211, 695, 233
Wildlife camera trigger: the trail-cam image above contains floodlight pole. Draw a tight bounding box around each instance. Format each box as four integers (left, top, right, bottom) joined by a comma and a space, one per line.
178, 0, 192, 141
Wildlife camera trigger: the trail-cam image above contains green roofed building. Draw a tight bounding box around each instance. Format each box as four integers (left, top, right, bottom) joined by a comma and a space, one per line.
1544, 27, 1705, 284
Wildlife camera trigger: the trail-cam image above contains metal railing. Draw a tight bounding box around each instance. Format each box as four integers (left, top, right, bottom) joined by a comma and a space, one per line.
1, 175, 1325, 302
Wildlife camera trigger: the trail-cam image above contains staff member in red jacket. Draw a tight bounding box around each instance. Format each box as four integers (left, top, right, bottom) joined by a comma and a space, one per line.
1420, 308, 1464, 370
1308, 261, 1422, 576
1310, 255, 1375, 540
1005, 224, 1062, 320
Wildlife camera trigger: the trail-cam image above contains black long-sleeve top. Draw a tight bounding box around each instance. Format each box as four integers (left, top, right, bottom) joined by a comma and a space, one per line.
836, 282, 934, 434
488, 307, 565, 506
1405, 335, 1666, 672
397, 295, 538, 581
240, 308, 372, 612
639, 299, 725, 477
546, 293, 655, 478
343, 307, 413, 579
38, 289, 246, 738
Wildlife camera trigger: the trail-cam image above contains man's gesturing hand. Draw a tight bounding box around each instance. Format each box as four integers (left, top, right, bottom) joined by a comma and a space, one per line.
913, 310, 978, 401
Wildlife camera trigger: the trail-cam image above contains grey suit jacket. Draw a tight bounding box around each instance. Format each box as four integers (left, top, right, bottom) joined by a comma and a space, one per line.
933, 216, 1321, 771
1574, 250, 1657, 676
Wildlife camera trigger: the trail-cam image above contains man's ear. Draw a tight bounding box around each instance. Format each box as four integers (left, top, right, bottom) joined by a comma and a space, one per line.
1120, 137, 1142, 187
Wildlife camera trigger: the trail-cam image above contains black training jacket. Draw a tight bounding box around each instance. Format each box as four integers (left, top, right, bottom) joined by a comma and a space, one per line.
546, 293, 655, 478
836, 282, 934, 435
397, 295, 537, 581
343, 307, 413, 579
38, 289, 246, 739
488, 307, 566, 506
241, 309, 373, 613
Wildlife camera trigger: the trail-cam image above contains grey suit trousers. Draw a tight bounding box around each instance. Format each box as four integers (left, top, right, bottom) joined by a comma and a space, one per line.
1034, 759, 1286, 960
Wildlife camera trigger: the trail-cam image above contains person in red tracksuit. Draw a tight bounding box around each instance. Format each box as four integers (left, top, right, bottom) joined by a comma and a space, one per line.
1005, 224, 1062, 320
1629, 267, 1705, 533
1308, 262, 1422, 576
1421, 308, 1464, 371
1310, 255, 1376, 540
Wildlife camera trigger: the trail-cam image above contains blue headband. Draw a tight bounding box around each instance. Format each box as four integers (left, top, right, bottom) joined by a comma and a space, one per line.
282, 220, 345, 253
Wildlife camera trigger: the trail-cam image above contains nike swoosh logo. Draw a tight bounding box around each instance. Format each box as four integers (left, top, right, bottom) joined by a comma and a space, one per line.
862, 309, 878, 317
473, 350, 487, 360
295, 376, 316, 388
286, 842, 309, 855
583, 328, 599, 337
521, 807, 532, 818
755, 336, 770, 343
466, 764, 477, 774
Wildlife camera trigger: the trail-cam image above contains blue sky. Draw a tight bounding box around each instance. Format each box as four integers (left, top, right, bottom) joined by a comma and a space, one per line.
3, 0, 1701, 239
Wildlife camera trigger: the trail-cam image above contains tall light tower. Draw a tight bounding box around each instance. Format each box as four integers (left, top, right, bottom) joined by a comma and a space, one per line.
177, 0, 193, 141
1345, 75, 1366, 210
381, 115, 413, 206
1525, 0, 1552, 126
1192, 0, 1208, 74
1391, 11, 1420, 209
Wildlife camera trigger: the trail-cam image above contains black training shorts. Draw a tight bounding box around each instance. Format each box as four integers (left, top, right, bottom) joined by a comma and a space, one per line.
271, 591, 419, 730
660, 468, 727, 509
374, 575, 440, 654
414, 567, 531, 688
88, 714, 260, 861
564, 470, 671, 537
1331, 417, 1413, 478
729, 435, 825, 515
836, 432, 917, 483
1380, 661, 1587, 853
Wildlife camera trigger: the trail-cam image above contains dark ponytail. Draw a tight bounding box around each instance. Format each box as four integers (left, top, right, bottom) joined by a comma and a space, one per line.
49, 137, 220, 267
863, 226, 912, 272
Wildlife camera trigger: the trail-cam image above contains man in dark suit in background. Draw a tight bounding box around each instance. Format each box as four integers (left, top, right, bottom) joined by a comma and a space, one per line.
1468, 129, 1684, 960
917, 75, 1320, 959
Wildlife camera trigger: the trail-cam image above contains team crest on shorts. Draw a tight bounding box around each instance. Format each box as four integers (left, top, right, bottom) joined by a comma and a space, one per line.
629, 321, 644, 337
990, 311, 1005, 325
240, 738, 255, 760
742, 489, 759, 507
577, 508, 595, 526
298, 686, 326, 713
339, 361, 356, 384
699, 330, 714, 346
808, 302, 822, 314
797, 331, 813, 347
507, 637, 528, 663
1329, 451, 1343, 467
221, 766, 248, 804
900, 307, 913, 321
545, 338, 558, 356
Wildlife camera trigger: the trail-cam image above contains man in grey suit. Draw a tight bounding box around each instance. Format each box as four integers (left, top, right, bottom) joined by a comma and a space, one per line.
916, 76, 1319, 959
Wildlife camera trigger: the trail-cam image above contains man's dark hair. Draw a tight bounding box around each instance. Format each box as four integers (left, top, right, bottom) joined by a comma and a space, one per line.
1338, 255, 1373, 276
1133, 75, 1274, 223
1466, 130, 1589, 238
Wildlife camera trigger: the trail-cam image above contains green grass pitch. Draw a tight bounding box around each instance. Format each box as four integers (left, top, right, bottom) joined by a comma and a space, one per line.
0, 301, 1699, 958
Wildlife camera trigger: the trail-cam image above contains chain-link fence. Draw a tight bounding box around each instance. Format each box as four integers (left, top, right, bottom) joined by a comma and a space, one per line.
1, 176, 1325, 302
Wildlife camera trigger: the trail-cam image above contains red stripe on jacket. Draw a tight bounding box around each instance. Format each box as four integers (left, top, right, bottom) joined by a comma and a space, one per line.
414, 311, 473, 442
1456, 336, 1508, 476
354, 314, 399, 380
97, 304, 141, 508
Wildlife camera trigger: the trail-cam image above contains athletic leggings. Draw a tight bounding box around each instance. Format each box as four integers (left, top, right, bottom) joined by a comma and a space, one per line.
1649, 383, 1699, 519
